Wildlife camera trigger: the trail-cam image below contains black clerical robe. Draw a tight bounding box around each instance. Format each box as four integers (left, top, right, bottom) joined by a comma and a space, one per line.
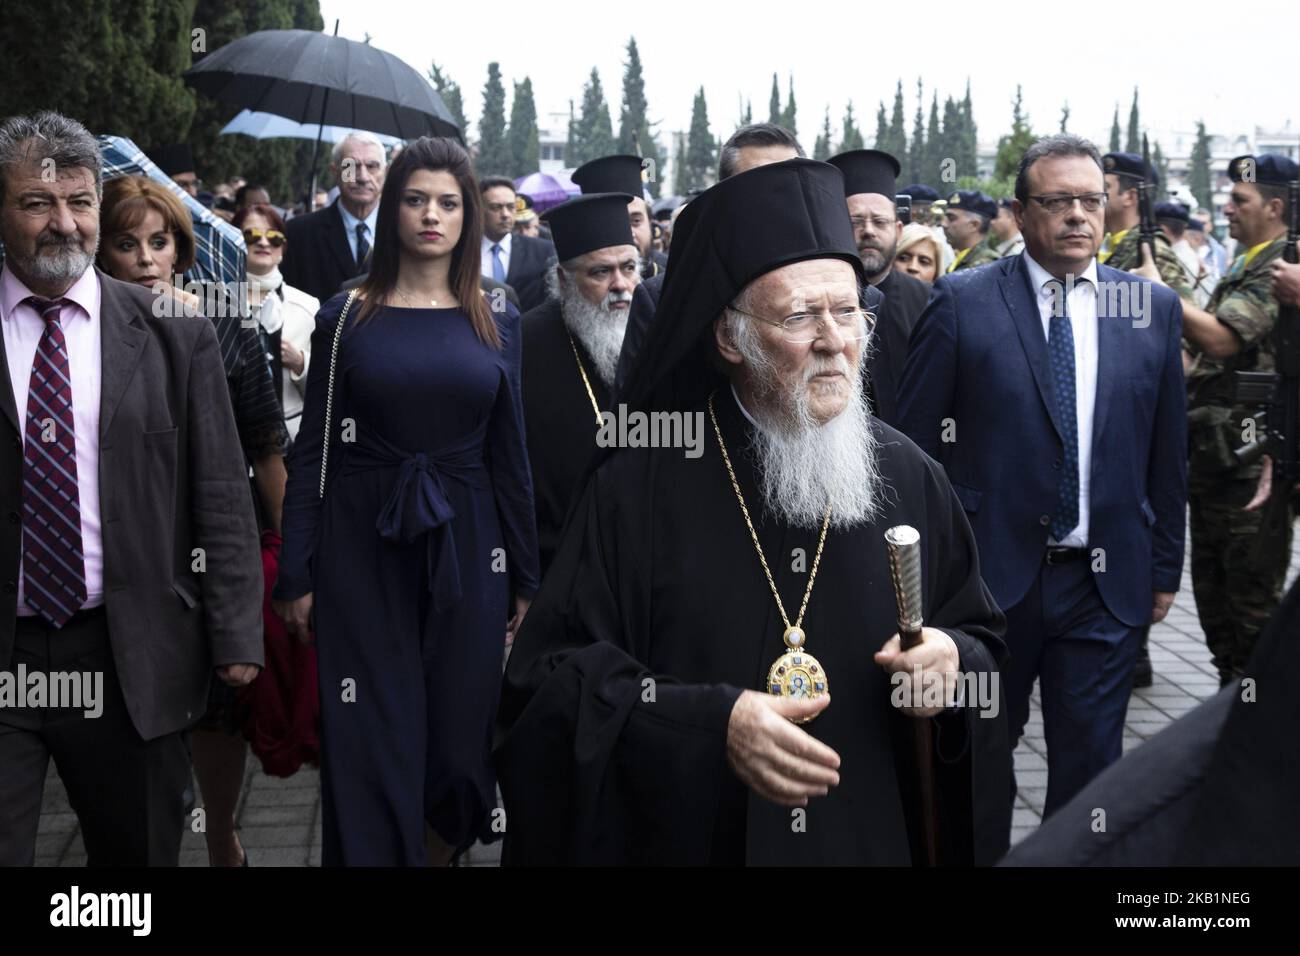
520, 299, 611, 578
867, 268, 930, 426
496, 390, 1012, 865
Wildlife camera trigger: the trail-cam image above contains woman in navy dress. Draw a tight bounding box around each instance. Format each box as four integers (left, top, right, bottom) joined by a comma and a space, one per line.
272, 138, 539, 866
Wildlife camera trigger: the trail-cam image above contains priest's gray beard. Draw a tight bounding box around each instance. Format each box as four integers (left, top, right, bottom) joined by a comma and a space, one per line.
553, 277, 632, 387
732, 316, 883, 531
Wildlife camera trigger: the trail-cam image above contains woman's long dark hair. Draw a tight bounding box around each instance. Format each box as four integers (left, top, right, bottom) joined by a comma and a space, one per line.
354, 136, 499, 348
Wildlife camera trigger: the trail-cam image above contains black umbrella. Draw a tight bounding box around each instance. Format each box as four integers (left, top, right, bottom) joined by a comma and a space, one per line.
184, 24, 461, 203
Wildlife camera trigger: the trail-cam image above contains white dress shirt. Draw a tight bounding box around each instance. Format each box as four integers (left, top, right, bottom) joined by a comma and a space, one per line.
1, 264, 103, 613
1021, 252, 1099, 549
336, 201, 379, 267
481, 233, 512, 280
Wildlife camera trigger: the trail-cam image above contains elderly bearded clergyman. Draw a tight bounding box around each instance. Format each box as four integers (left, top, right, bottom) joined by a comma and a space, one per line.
495, 159, 1011, 866
521, 192, 641, 578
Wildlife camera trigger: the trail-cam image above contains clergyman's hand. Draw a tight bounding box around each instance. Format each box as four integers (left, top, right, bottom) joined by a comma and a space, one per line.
873, 626, 960, 717
726, 691, 840, 807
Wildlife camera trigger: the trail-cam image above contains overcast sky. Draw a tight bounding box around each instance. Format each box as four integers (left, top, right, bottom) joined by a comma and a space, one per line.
318, 0, 1296, 149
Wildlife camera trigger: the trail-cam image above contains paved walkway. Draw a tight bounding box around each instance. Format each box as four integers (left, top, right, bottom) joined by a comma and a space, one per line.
35, 533, 1299, 865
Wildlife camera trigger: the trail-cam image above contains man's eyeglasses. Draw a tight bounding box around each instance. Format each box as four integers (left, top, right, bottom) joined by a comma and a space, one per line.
243, 227, 286, 248
727, 303, 876, 344
850, 215, 896, 231
1027, 193, 1107, 214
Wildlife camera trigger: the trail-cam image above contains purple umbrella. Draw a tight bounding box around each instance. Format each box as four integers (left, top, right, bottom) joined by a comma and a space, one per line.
513, 172, 578, 213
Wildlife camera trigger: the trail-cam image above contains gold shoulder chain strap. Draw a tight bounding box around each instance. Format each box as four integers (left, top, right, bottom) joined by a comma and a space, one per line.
567, 330, 603, 426
707, 391, 832, 720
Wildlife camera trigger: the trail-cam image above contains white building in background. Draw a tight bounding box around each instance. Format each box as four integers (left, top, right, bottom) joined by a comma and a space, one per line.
537, 111, 569, 174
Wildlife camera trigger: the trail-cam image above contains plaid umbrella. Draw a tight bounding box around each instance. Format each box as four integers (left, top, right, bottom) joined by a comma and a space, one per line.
0, 136, 246, 287
100, 136, 247, 286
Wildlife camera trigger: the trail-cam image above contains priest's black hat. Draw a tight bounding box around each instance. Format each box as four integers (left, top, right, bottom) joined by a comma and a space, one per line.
827, 149, 901, 198
572, 154, 649, 198
541, 192, 636, 262
149, 143, 195, 176
619, 158, 874, 417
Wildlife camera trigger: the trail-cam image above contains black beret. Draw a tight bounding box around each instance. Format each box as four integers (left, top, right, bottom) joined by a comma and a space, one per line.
1154, 201, 1190, 224
899, 183, 940, 202
1102, 151, 1157, 184
1227, 153, 1300, 186
946, 189, 998, 221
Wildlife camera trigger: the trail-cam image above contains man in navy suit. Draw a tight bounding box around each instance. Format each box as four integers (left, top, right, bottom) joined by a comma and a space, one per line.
897, 134, 1187, 816
479, 176, 555, 313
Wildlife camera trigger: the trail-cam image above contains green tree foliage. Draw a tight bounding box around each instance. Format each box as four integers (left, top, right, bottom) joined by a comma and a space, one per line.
1109, 105, 1122, 152
874, 102, 889, 151
993, 84, 1034, 182
428, 61, 467, 137
813, 107, 832, 161
780, 75, 797, 141
572, 67, 614, 166
678, 86, 716, 193
1189, 120, 1213, 212
768, 73, 781, 125
1152, 140, 1170, 193
506, 77, 539, 178
617, 38, 663, 197
908, 78, 925, 185
923, 92, 942, 189
1059, 101, 1069, 133
476, 62, 510, 175
840, 101, 864, 152
958, 79, 977, 178
1126, 88, 1140, 154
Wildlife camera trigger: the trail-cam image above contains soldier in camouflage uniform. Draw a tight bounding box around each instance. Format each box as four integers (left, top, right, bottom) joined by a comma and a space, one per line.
1172, 154, 1298, 686
943, 190, 1001, 273
1099, 153, 1196, 685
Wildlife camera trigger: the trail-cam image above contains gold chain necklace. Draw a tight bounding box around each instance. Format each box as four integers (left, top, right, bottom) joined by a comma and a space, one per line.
394, 285, 443, 308
707, 391, 831, 720
567, 330, 603, 426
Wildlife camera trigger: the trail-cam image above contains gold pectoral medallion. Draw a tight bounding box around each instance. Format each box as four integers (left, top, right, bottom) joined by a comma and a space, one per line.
767, 627, 829, 722
709, 392, 832, 724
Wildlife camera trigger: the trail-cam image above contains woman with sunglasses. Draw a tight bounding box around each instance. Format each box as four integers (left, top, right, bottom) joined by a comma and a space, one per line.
272, 137, 539, 866
233, 204, 319, 442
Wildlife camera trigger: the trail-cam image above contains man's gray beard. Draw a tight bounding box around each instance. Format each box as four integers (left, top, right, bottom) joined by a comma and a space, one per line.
859, 238, 897, 278
10, 231, 98, 286
735, 321, 882, 530
560, 283, 630, 388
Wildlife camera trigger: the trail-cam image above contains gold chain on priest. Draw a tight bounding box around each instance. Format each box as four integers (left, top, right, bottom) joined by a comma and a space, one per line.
567, 331, 603, 426
707, 392, 831, 722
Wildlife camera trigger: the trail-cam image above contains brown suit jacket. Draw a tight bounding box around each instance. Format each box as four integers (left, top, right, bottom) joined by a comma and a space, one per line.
0, 269, 264, 740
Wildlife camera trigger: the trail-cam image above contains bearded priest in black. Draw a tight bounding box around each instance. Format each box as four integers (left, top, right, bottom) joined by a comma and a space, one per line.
496, 159, 1011, 865
521, 192, 641, 577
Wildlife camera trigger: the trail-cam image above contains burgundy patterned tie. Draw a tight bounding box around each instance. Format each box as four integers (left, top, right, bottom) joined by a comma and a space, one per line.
21, 296, 86, 627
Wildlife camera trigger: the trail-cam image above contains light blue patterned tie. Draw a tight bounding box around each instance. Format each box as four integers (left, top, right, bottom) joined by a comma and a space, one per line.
1048, 293, 1079, 541
491, 243, 506, 284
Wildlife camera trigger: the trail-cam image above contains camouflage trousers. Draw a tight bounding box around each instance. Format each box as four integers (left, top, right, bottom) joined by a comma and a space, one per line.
1188, 466, 1293, 685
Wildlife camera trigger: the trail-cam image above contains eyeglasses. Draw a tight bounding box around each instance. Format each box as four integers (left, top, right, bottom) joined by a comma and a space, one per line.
242, 227, 286, 248
727, 303, 875, 343
1027, 193, 1107, 214
850, 215, 896, 231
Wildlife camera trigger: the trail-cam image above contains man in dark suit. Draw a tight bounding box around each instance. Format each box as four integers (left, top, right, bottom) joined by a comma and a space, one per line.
0, 112, 263, 865
827, 148, 931, 426
281, 132, 388, 304
479, 176, 555, 313
897, 133, 1187, 816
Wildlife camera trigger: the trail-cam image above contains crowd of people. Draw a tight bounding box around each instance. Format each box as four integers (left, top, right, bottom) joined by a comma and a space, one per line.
1, 105, 1297, 867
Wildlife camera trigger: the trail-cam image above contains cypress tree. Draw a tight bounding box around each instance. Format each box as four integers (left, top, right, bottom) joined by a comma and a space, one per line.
574, 67, 614, 165
908, 78, 925, 183
1189, 121, 1213, 212
780, 75, 797, 141
1109, 105, 1122, 153
1126, 88, 1141, 154
841, 102, 864, 152
428, 61, 467, 137
476, 62, 510, 174
506, 77, 539, 178
813, 107, 832, 161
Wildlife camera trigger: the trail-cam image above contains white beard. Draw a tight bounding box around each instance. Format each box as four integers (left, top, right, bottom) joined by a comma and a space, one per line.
735, 324, 882, 530
560, 284, 630, 388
